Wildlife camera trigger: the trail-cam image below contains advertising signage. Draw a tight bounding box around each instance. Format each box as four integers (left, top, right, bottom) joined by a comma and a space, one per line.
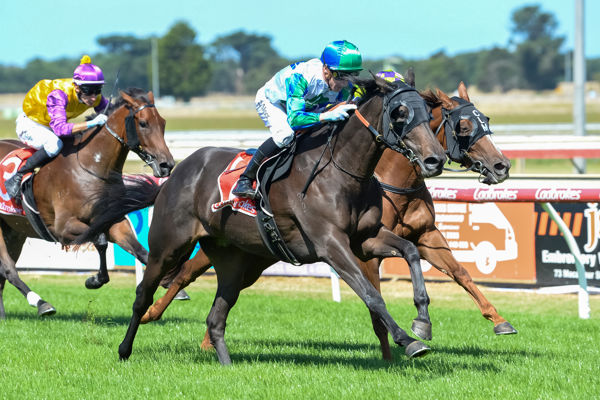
535, 203, 600, 286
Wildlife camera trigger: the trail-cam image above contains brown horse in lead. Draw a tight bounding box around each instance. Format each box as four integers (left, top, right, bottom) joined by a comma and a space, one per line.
359, 82, 515, 360
76, 75, 447, 363
0, 88, 174, 318
137, 81, 516, 361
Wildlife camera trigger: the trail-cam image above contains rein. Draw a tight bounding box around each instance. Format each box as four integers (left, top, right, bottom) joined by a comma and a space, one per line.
355, 109, 419, 164
300, 83, 428, 197
378, 180, 426, 195
298, 122, 370, 198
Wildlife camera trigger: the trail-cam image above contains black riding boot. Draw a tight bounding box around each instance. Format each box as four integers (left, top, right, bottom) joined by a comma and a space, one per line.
4, 149, 52, 199
232, 138, 280, 199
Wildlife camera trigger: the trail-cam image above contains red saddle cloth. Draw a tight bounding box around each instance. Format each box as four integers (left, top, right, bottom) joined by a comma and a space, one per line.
211, 151, 257, 217
0, 148, 36, 216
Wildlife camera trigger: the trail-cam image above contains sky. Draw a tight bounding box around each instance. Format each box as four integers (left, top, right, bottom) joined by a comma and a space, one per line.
1, 0, 598, 67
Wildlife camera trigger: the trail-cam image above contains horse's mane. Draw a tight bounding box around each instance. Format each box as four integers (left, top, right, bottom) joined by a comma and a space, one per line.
88, 87, 149, 119
419, 89, 442, 108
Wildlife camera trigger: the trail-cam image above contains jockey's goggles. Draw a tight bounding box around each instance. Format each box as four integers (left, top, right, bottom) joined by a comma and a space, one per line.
79, 84, 103, 95
331, 69, 360, 80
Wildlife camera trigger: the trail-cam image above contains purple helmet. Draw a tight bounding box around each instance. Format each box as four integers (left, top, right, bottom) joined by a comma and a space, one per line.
73, 55, 104, 85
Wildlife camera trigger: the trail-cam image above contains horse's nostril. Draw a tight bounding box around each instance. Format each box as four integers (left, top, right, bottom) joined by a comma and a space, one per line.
494, 161, 509, 174
424, 156, 444, 169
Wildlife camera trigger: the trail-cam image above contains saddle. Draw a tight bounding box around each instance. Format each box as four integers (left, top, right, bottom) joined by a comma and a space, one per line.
0, 148, 57, 242
212, 140, 300, 265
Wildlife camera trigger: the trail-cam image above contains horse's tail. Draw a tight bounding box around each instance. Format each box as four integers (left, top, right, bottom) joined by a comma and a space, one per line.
74, 174, 161, 244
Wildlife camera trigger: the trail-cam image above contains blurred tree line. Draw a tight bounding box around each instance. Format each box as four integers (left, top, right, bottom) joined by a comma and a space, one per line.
0, 5, 598, 100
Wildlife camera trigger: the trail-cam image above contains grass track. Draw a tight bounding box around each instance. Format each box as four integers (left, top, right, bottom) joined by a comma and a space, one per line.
0, 274, 598, 399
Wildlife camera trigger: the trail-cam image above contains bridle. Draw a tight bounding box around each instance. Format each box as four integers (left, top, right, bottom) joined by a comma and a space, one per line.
435, 97, 492, 178
299, 82, 432, 196
104, 103, 158, 165
354, 83, 432, 164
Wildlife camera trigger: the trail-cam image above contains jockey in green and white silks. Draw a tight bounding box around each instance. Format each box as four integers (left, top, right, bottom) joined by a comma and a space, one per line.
232, 40, 363, 199
259, 58, 353, 147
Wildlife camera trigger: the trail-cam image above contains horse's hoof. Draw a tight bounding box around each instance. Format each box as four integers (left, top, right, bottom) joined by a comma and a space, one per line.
411, 319, 432, 341
85, 276, 108, 289
37, 300, 56, 317
173, 289, 190, 301
405, 340, 430, 358
140, 313, 151, 324
141, 310, 159, 324
494, 321, 517, 335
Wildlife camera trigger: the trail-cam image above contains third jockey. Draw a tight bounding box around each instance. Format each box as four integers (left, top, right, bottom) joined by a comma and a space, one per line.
5, 55, 109, 198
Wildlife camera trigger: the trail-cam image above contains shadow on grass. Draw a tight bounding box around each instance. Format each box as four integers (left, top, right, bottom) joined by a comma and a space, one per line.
132, 336, 540, 373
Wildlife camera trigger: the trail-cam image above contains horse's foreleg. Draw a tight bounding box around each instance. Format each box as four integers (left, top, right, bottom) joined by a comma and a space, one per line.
204, 250, 270, 365
118, 256, 166, 361
142, 250, 212, 324
357, 258, 392, 361
418, 229, 517, 335
361, 227, 432, 341
107, 220, 149, 264
85, 233, 110, 289
324, 237, 428, 358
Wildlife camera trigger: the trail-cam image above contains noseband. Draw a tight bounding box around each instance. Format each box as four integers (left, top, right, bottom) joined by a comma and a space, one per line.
104, 103, 157, 165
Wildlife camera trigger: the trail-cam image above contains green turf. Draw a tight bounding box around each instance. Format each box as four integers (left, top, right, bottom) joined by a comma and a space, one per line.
0, 274, 598, 399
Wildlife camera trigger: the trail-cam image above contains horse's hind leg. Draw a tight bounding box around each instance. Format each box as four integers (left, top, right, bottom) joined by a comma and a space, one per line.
358, 258, 392, 361
418, 229, 517, 335
0, 226, 55, 317
106, 220, 191, 300
142, 249, 212, 324
360, 227, 432, 341
85, 233, 110, 289
203, 246, 271, 365
324, 234, 428, 358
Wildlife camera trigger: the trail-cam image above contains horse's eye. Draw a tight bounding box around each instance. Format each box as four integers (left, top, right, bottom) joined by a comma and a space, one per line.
393, 108, 407, 121
459, 120, 472, 135
139, 120, 148, 128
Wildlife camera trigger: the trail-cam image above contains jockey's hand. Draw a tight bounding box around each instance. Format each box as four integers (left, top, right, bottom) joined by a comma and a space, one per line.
87, 114, 108, 128
319, 104, 357, 122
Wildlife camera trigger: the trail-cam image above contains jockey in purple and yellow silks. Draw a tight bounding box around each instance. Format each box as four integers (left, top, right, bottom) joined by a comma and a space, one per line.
352, 69, 406, 101
231, 40, 363, 199
4, 55, 110, 198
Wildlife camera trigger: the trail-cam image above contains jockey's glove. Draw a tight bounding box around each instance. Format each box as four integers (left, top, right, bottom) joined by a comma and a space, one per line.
87, 114, 108, 128
319, 104, 357, 122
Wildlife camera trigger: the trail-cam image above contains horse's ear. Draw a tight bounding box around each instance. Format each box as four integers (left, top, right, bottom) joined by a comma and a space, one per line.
120, 90, 136, 107
436, 88, 454, 109
405, 67, 415, 87
148, 91, 155, 103
457, 81, 470, 102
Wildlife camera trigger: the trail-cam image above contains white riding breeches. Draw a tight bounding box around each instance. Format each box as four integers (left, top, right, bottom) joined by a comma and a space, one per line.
255, 87, 294, 148
15, 111, 63, 157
